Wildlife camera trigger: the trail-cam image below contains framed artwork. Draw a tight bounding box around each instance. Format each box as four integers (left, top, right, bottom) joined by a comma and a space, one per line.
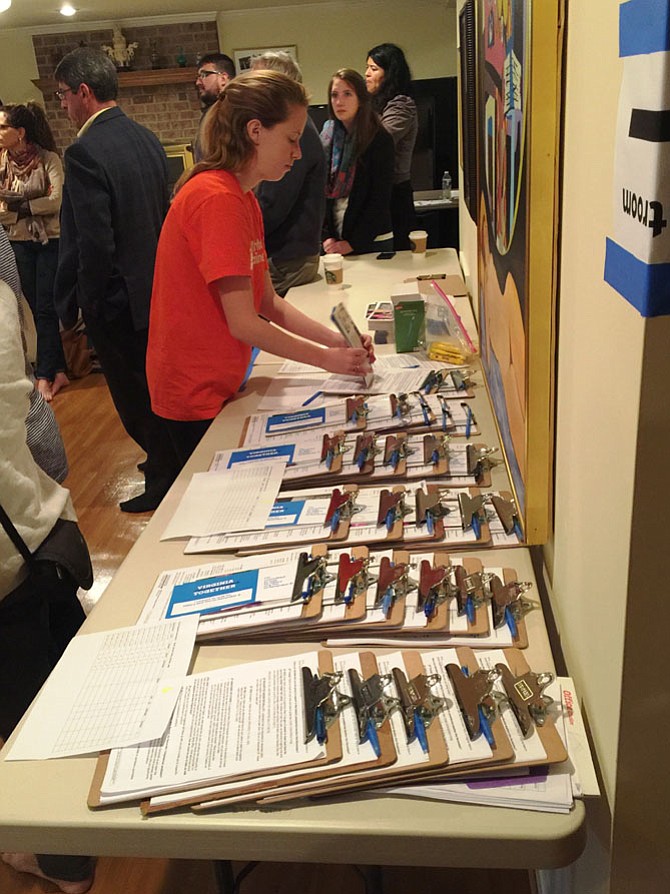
475, 0, 564, 543
233, 46, 298, 74
163, 142, 194, 193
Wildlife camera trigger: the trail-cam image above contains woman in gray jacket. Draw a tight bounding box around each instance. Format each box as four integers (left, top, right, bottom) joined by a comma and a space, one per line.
365, 43, 418, 251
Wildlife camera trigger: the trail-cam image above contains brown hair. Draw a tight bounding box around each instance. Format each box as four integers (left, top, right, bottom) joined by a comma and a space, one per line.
1, 102, 58, 153
327, 68, 381, 160
176, 70, 308, 192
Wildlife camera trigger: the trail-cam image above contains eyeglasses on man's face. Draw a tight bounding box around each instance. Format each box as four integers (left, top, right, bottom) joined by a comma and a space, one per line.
196, 69, 223, 80
54, 87, 76, 100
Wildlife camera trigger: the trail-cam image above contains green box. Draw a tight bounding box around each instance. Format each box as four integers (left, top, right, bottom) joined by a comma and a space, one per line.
393, 299, 426, 352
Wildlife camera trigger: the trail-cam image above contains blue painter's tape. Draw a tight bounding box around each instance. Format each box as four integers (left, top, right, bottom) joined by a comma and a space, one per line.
604, 238, 670, 316
620, 0, 670, 56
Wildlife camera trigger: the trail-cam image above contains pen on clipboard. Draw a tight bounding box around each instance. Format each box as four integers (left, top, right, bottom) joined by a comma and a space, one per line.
302, 391, 323, 406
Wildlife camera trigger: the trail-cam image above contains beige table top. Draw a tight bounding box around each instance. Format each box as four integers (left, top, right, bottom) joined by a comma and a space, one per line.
0, 249, 585, 868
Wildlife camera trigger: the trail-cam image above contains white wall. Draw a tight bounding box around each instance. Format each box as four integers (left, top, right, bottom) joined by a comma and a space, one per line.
217, 0, 456, 104
0, 29, 42, 104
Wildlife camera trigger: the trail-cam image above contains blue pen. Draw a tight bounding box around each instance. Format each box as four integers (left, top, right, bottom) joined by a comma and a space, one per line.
381, 587, 393, 616
413, 710, 429, 754
390, 448, 400, 470
356, 448, 367, 471
426, 512, 435, 535
461, 666, 495, 747
423, 594, 436, 619
504, 605, 518, 638
431, 448, 440, 465
478, 706, 496, 747
464, 404, 473, 438
384, 508, 396, 532
330, 508, 341, 534
365, 717, 381, 757
325, 449, 334, 471
513, 519, 524, 540
302, 391, 323, 407
466, 596, 475, 624
315, 706, 327, 745
471, 512, 481, 539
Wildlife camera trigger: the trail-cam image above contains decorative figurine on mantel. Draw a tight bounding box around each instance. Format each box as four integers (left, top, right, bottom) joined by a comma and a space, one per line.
102, 25, 139, 70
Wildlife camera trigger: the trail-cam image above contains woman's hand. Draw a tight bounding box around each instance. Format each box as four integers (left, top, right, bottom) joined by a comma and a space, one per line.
325, 240, 353, 256
320, 346, 373, 377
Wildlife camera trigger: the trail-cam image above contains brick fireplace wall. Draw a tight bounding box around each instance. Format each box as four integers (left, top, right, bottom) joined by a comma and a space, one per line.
33, 21, 219, 153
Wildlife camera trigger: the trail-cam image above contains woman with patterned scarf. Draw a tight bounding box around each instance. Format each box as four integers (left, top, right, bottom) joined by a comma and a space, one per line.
320, 68, 394, 256
0, 102, 68, 402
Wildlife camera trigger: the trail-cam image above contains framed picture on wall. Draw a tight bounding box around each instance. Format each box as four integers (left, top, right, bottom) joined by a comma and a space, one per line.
233, 46, 298, 73
475, 0, 564, 543
162, 142, 194, 194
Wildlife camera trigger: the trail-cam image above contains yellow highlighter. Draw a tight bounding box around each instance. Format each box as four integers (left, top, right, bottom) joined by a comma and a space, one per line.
428, 342, 467, 365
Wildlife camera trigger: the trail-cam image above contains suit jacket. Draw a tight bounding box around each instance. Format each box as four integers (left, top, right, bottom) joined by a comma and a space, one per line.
256, 117, 326, 262
55, 107, 169, 331
323, 126, 395, 255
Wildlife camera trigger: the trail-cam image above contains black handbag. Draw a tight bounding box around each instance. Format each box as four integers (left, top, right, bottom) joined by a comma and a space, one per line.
0, 503, 93, 591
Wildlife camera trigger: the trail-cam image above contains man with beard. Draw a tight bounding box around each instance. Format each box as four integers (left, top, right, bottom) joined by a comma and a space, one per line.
193, 52, 235, 161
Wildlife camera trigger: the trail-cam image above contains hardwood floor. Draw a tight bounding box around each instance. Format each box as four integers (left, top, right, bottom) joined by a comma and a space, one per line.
0, 375, 533, 894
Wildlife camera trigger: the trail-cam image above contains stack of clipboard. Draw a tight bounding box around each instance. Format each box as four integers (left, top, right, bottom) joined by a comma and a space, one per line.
184, 485, 522, 556
215, 432, 498, 490
86, 646, 567, 815
140, 545, 534, 650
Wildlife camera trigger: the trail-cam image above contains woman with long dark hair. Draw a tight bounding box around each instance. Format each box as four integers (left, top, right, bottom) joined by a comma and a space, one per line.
0, 102, 68, 401
147, 70, 373, 466
365, 43, 418, 250
320, 68, 394, 256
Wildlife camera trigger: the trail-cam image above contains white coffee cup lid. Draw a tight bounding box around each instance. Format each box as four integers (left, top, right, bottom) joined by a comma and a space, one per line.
323, 253, 343, 263
409, 230, 428, 238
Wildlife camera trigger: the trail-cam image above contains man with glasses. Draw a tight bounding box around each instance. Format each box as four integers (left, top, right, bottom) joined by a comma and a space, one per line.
53, 47, 181, 513
193, 52, 235, 161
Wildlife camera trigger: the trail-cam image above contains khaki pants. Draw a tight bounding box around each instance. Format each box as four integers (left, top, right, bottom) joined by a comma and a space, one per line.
268, 255, 320, 297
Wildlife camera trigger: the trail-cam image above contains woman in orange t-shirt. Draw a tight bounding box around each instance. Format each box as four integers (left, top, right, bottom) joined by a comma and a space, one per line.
147, 70, 373, 466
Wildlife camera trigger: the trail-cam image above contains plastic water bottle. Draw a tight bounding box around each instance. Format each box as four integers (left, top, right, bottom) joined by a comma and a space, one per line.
441, 170, 452, 201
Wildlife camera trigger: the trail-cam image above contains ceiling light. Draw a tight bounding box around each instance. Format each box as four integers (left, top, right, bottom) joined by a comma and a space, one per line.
0, 0, 12, 14
60, 3, 77, 15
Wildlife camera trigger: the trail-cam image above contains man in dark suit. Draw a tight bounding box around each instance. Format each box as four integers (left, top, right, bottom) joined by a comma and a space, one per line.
53, 47, 180, 512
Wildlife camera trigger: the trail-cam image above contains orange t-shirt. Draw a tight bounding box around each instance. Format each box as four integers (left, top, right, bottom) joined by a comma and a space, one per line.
147, 169, 267, 421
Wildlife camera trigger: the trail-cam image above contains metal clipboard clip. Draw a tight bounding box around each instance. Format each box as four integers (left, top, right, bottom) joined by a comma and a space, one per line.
458, 492, 486, 538
302, 667, 352, 745
466, 445, 499, 483
419, 369, 441, 394
436, 394, 454, 433
383, 433, 410, 471
325, 488, 358, 534
411, 390, 434, 426
486, 573, 533, 638
495, 663, 555, 737
452, 564, 484, 624
378, 488, 410, 533
415, 488, 450, 535
424, 433, 450, 467
346, 396, 369, 426
374, 556, 415, 616
446, 663, 501, 747
392, 667, 446, 752
417, 560, 451, 620
348, 668, 400, 757
321, 431, 347, 471
353, 432, 378, 473
390, 391, 412, 422
335, 552, 370, 606
292, 551, 334, 603
489, 494, 524, 540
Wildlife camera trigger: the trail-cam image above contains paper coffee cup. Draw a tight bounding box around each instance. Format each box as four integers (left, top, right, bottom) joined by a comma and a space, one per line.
323, 254, 344, 287
409, 230, 428, 254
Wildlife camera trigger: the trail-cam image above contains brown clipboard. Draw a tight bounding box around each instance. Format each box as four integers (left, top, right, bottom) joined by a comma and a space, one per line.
189, 651, 399, 812
88, 650, 342, 812
249, 650, 451, 807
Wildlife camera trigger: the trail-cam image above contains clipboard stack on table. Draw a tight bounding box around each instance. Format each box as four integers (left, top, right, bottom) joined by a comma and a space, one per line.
86, 646, 567, 817
240, 388, 479, 446
183, 483, 525, 558
141, 544, 534, 651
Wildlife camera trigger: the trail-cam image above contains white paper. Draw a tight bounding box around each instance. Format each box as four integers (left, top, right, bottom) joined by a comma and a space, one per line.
98, 651, 325, 804
160, 464, 285, 540
7, 617, 198, 760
